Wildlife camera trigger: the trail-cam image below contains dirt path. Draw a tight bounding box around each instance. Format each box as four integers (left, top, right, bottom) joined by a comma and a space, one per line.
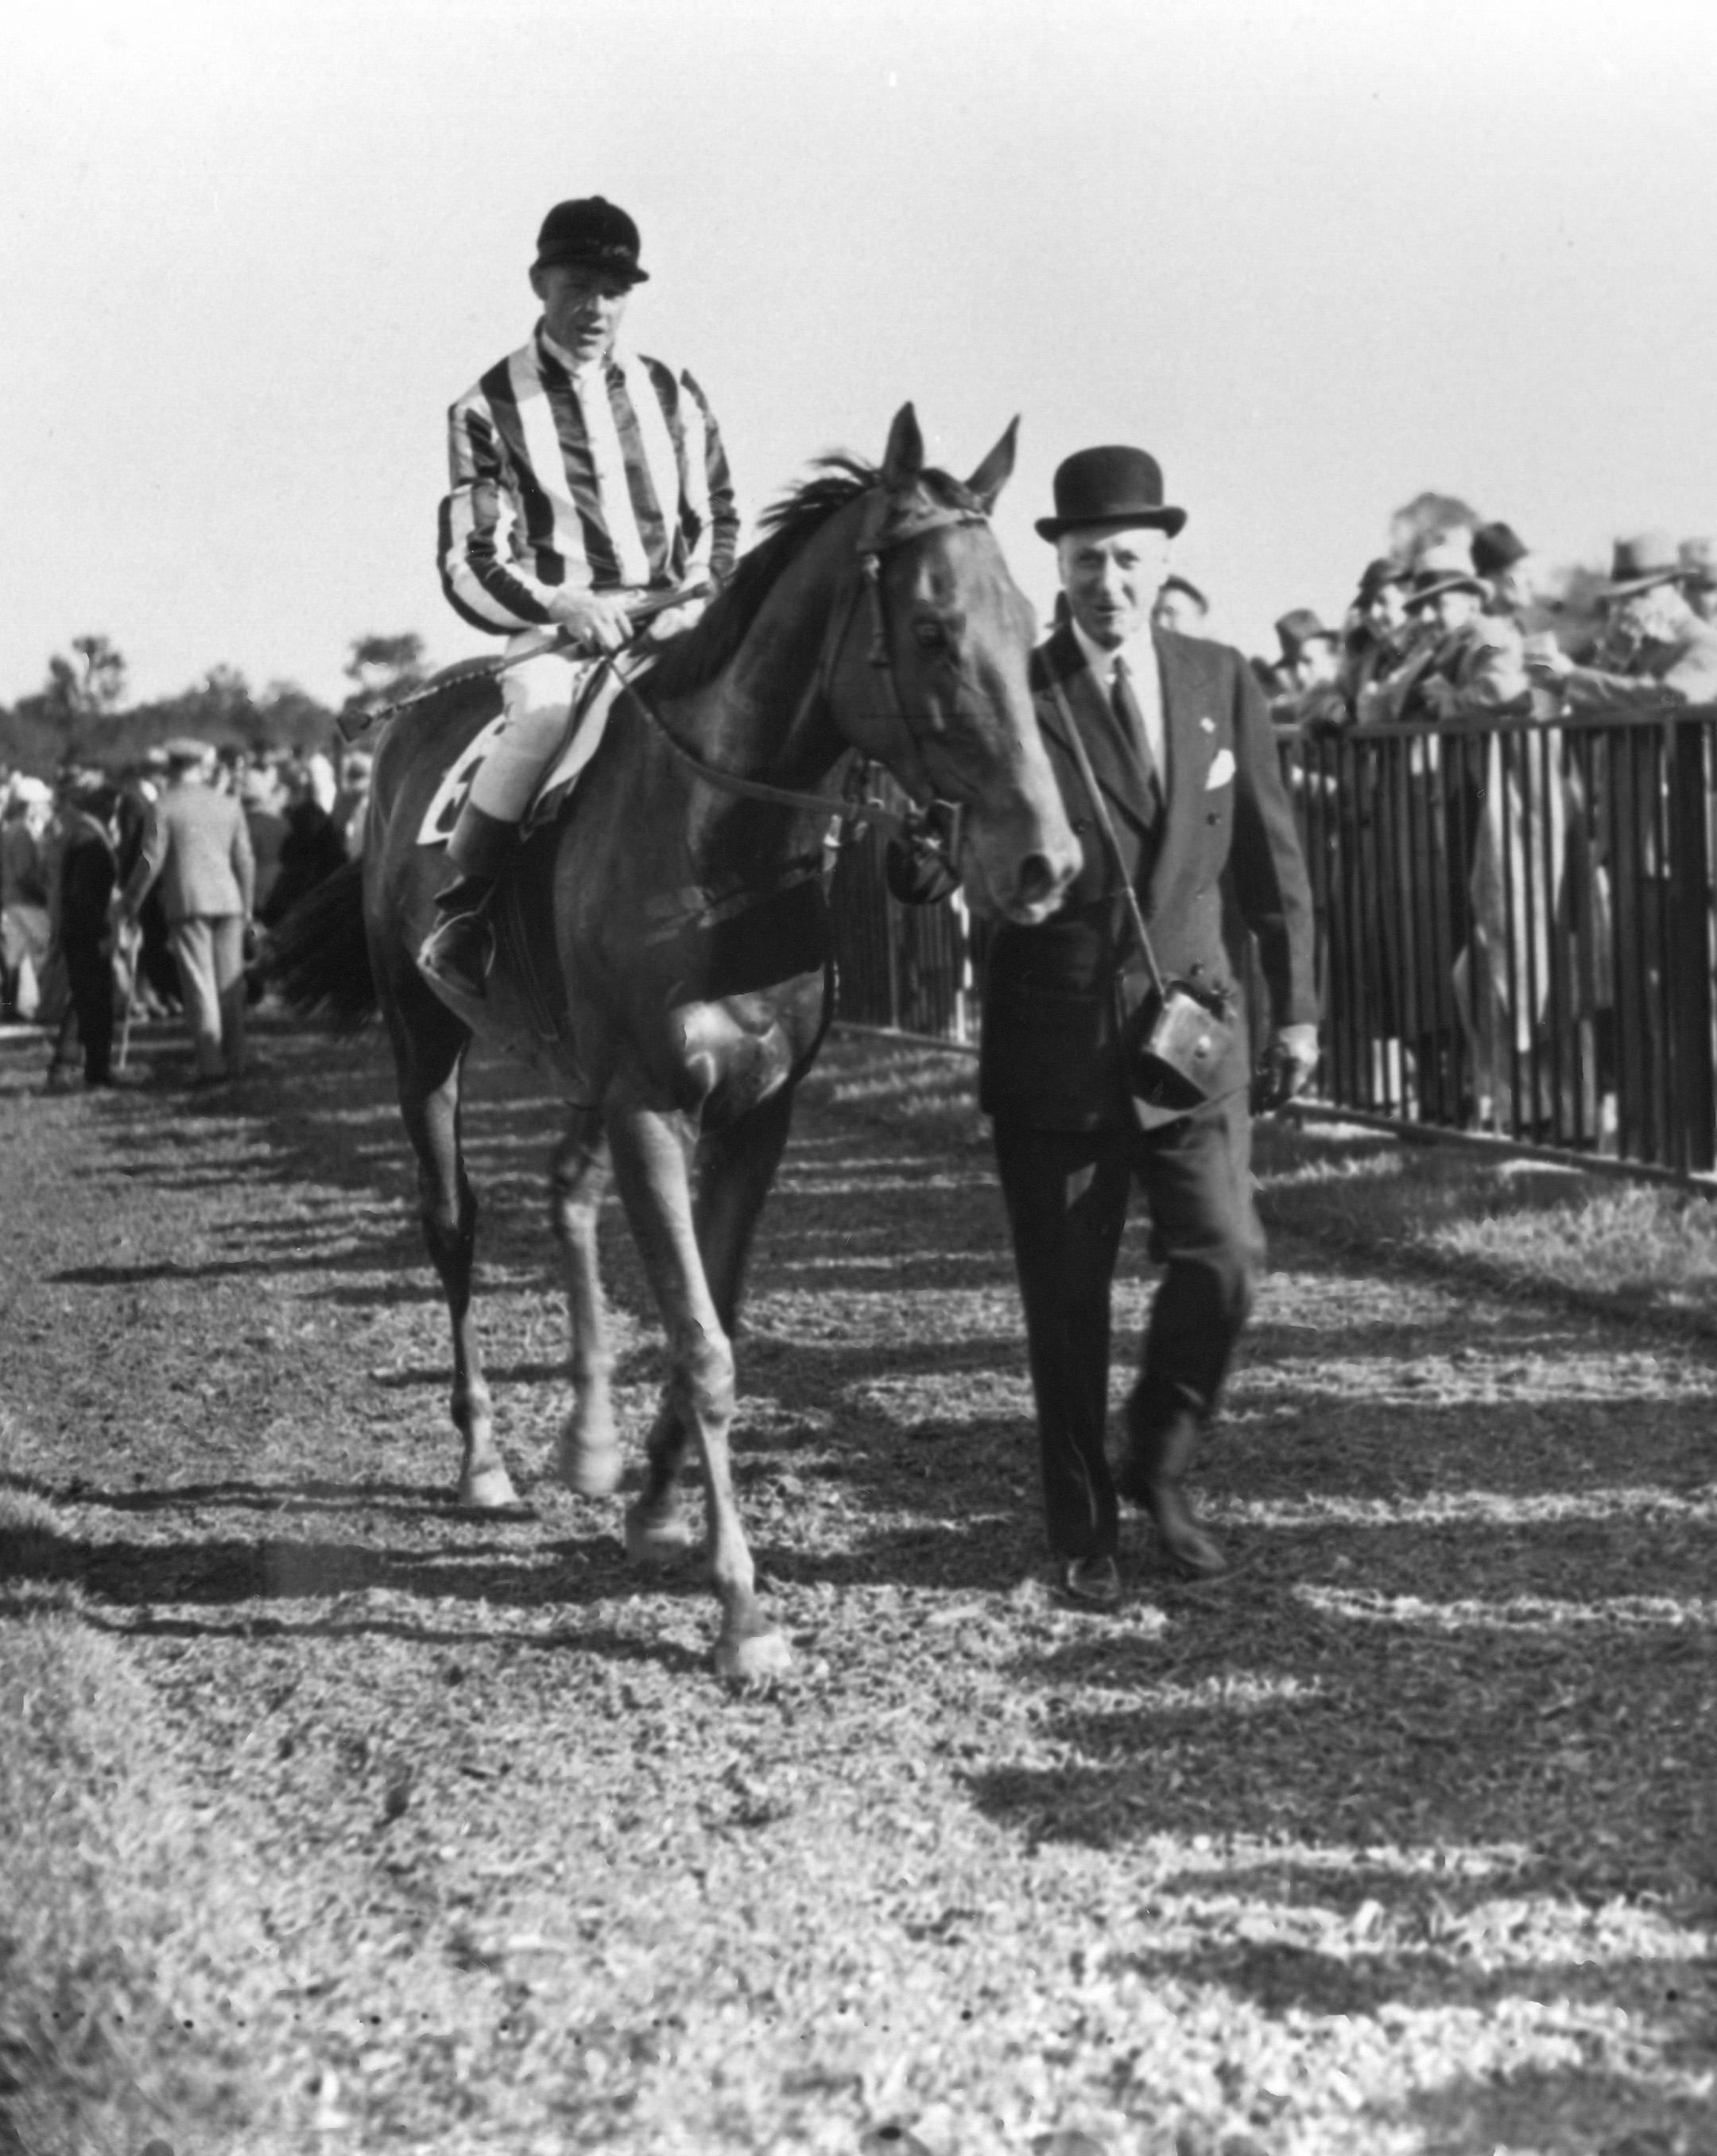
2, 1018, 1713, 2156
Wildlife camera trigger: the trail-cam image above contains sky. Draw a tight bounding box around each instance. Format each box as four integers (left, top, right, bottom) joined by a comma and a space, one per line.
6, 0, 1717, 709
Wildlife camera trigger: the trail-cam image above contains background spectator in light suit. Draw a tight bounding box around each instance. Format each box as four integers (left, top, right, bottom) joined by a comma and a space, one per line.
119, 738, 255, 1086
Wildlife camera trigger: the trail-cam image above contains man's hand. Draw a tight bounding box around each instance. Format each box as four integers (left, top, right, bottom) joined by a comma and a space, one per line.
1255, 1022, 1320, 1113
1419, 675, 1459, 719
1524, 641, 1572, 683
548, 590, 634, 654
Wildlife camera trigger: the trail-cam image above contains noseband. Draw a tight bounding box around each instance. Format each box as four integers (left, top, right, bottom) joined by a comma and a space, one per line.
626, 483, 992, 856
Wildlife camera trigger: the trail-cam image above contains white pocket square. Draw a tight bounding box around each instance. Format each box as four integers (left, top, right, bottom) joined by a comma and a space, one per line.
1206, 748, 1235, 789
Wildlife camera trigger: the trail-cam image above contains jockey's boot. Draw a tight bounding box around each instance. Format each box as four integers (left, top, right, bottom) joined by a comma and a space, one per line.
418, 803, 515, 1001
1114, 1403, 1227, 1578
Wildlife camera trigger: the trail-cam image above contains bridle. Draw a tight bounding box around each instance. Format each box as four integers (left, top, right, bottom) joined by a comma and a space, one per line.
619, 480, 993, 862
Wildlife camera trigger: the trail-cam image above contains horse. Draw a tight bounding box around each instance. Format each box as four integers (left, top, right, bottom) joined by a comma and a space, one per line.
269, 404, 1079, 1679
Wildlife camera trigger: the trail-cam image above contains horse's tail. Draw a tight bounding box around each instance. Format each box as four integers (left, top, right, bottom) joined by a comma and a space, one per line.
263, 859, 378, 1033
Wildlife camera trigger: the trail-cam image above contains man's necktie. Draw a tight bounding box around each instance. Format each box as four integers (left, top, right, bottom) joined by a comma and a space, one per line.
1111, 655, 1162, 816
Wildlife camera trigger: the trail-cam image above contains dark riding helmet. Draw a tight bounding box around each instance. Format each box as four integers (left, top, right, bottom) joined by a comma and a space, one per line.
533, 196, 649, 285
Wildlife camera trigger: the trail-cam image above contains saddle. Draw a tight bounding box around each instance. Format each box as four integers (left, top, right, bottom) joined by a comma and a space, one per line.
414, 656, 648, 850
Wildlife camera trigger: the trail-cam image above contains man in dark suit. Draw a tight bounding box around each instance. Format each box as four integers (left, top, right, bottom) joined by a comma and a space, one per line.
979, 446, 1319, 1608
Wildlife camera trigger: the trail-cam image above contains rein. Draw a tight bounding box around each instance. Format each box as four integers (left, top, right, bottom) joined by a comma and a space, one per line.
618, 484, 988, 859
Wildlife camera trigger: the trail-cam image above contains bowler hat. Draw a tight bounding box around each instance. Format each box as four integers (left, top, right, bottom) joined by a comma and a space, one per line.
1471, 522, 1528, 578
1036, 445, 1186, 541
1678, 536, 1717, 590
1274, 608, 1339, 662
162, 735, 211, 766
1603, 533, 1683, 599
534, 196, 649, 285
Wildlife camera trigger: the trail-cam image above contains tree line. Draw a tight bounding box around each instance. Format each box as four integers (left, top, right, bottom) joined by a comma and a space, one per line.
0, 634, 428, 776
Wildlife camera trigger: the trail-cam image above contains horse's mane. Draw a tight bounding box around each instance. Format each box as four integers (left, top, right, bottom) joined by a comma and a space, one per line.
644, 456, 878, 699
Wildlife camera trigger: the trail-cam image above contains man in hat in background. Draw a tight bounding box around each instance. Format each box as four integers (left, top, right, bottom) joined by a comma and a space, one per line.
421, 193, 740, 999
1391, 543, 1530, 723
1678, 537, 1717, 626
979, 444, 1317, 1609
1343, 558, 1417, 721
46, 775, 129, 1092
119, 738, 255, 1085
1270, 608, 1347, 731
1151, 572, 1209, 637
1527, 534, 1717, 709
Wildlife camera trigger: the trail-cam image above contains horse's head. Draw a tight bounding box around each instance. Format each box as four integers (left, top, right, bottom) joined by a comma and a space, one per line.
826, 405, 1080, 925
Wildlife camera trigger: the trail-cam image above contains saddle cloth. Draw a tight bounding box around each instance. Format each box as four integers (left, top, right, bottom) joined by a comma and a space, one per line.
415, 654, 654, 847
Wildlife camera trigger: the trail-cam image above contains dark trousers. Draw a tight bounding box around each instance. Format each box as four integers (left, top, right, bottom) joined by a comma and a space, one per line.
993, 1100, 1264, 1561
63, 934, 114, 1084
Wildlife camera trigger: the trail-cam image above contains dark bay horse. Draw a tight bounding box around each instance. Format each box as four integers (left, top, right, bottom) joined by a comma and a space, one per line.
272, 405, 1078, 1678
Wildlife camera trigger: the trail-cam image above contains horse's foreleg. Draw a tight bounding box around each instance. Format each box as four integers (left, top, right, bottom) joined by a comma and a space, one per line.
695, 1085, 796, 1337
606, 1103, 788, 1681
548, 1107, 622, 1497
626, 1088, 799, 1556
398, 1042, 516, 1511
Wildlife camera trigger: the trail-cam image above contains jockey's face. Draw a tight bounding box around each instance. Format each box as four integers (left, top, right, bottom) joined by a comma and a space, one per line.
532, 263, 630, 368
1058, 525, 1171, 650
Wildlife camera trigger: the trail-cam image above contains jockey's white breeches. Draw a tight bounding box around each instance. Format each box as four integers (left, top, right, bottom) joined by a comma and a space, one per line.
466, 641, 598, 824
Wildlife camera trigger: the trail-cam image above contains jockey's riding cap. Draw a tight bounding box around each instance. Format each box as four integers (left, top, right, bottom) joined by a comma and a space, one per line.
534, 196, 649, 286
1036, 446, 1187, 541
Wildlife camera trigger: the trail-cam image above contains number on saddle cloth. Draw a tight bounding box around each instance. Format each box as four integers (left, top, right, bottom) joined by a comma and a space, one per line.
416, 711, 511, 847
413, 660, 645, 848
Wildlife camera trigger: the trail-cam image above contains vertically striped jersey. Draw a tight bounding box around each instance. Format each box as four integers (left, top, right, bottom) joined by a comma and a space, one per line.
437, 326, 739, 636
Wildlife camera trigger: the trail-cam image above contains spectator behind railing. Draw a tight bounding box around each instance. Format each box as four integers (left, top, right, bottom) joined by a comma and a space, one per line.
1270, 610, 1347, 732
1526, 535, 1717, 712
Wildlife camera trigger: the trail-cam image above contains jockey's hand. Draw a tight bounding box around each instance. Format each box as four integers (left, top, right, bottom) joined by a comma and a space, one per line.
642, 593, 711, 643
548, 590, 634, 655
1254, 1022, 1320, 1113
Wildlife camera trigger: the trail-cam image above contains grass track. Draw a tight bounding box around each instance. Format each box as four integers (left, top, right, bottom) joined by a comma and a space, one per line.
1, 1018, 1714, 2156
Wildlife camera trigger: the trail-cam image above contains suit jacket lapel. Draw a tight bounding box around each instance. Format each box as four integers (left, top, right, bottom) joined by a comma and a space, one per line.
1144, 632, 1215, 917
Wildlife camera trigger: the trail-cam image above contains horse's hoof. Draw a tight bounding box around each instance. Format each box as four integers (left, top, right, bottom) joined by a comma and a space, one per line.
714, 1626, 793, 1685
557, 1435, 623, 1499
456, 1460, 521, 1511
624, 1495, 695, 1565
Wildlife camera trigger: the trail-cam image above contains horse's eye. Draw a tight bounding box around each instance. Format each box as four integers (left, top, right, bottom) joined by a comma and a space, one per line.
913, 620, 948, 652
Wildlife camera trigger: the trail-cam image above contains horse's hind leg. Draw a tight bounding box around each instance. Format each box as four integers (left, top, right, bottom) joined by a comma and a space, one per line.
390, 993, 517, 1511
629, 1087, 796, 1561
607, 1099, 788, 1681
549, 1106, 623, 1497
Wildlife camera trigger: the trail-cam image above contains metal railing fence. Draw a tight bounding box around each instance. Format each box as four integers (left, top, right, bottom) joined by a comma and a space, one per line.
826, 705, 1717, 1178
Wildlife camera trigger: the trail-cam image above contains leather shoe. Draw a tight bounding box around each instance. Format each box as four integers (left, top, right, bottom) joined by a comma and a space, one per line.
1114, 1413, 1227, 1579
1056, 1553, 1123, 1610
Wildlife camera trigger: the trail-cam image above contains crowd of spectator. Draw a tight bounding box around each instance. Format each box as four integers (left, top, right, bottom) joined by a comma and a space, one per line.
1254, 523, 1717, 732
0, 739, 373, 1092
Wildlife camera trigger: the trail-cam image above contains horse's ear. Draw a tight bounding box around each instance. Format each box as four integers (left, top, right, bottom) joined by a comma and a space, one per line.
965, 417, 1019, 514
881, 403, 924, 494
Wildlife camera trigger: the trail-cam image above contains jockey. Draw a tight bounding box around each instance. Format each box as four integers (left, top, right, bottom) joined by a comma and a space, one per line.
421, 195, 739, 998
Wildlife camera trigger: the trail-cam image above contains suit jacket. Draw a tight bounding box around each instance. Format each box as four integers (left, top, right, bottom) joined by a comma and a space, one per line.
979, 624, 1317, 1131
123, 778, 254, 923
1563, 615, 1717, 712
57, 812, 118, 945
